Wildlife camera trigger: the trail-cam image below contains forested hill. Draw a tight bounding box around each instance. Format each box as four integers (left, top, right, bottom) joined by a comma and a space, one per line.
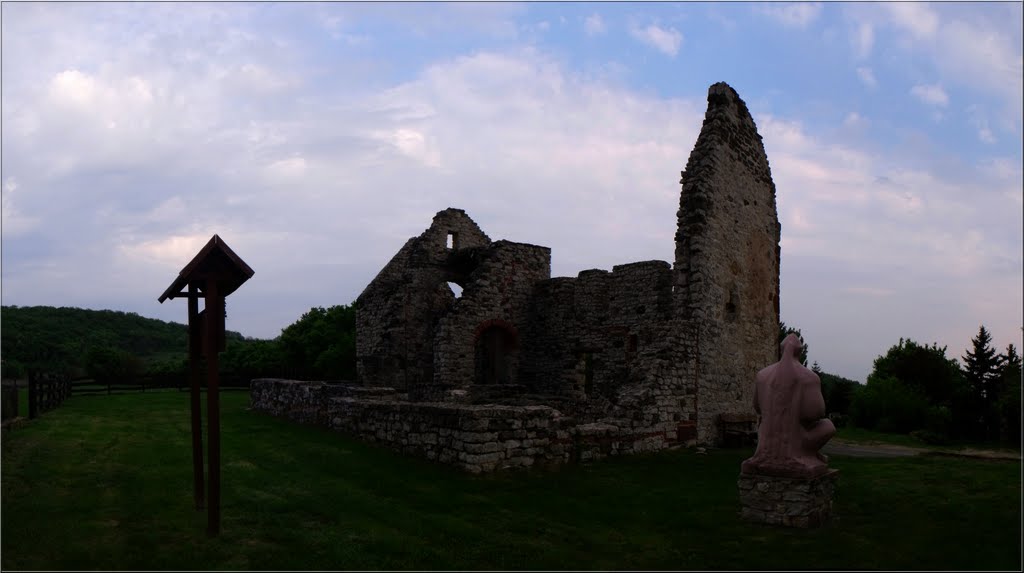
0, 305, 245, 377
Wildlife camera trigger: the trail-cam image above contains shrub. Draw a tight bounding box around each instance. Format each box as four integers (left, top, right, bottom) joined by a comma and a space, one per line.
850, 374, 931, 434
909, 429, 950, 446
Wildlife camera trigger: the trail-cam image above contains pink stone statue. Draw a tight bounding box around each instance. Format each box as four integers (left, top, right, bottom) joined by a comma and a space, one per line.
741, 333, 836, 478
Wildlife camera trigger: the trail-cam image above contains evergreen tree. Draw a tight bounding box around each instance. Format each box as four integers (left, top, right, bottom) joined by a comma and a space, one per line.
962, 325, 1004, 440
996, 343, 1021, 443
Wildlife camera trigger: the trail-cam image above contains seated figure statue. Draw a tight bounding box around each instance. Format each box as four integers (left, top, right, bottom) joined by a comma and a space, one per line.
741, 333, 836, 478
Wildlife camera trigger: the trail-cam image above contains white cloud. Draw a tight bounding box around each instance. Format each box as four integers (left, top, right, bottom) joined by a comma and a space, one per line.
856, 66, 877, 89
883, 2, 939, 40
850, 3, 1022, 126
121, 233, 214, 266
910, 83, 949, 107
843, 112, 867, 128
853, 21, 874, 58
1, 177, 39, 236
629, 23, 683, 57
266, 156, 308, 179
584, 13, 606, 36
379, 128, 441, 168
756, 2, 823, 29
968, 105, 997, 144
938, 17, 1023, 125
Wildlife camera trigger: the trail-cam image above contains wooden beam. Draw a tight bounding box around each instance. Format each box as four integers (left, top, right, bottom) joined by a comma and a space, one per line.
204, 281, 221, 537
188, 283, 205, 510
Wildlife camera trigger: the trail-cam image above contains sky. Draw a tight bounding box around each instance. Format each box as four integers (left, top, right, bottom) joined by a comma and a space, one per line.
1, 1, 1021, 383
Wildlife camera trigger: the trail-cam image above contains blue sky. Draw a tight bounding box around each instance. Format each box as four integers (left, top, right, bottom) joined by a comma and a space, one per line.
2, 1, 1021, 383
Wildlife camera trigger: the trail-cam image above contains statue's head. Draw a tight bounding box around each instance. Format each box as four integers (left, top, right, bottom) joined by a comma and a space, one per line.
781, 332, 803, 358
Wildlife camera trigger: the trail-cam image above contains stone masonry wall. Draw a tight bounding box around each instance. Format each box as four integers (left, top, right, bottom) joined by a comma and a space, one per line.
251, 378, 698, 473
433, 240, 551, 387
674, 82, 781, 444
738, 470, 839, 528
356, 208, 491, 389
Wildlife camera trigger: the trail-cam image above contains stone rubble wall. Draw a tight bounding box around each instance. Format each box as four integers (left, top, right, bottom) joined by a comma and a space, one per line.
433, 240, 552, 387
356, 208, 492, 390
737, 470, 839, 528
251, 378, 697, 473
674, 82, 781, 443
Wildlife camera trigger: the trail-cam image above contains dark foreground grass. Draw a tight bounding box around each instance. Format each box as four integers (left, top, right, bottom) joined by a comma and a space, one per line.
2, 393, 1020, 571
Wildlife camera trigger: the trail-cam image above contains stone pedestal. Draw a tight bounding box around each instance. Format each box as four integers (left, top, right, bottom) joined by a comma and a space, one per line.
737, 469, 839, 528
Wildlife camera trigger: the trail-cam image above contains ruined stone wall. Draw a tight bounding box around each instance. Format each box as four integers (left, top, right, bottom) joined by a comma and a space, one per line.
355, 208, 491, 389
674, 82, 781, 444
433, 240, 551, 387
518, 259, 700, 442
251, 378, 698, 473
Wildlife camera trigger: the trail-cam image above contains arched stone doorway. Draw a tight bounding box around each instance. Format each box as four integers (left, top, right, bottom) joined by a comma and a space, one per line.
473, 319, 518, 385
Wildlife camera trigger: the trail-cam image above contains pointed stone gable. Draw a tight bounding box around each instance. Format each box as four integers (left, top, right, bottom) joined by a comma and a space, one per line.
674, 82, 782, 442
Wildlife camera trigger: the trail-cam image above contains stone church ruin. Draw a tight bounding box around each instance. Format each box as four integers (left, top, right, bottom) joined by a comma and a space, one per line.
251, 82, 782, 473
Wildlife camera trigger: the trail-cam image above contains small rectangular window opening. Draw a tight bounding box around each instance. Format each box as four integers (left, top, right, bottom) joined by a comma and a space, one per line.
446, 231, 457, 249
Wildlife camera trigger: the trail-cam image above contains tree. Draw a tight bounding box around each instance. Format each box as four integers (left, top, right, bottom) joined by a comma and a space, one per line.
995, 343, 1021, 443
778, 321, 808, 366
819, 370, 861, 419
278, 304, 357, 380
962, 326, 1005, 440
852, 338, 968, 438
85, 346, 140, 385
849, 374, 932, 434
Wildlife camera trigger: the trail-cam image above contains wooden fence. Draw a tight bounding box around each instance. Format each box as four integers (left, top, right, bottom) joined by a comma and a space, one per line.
70, 373, 256, 396
1, 382, 19, 421
28, 372, 72, 419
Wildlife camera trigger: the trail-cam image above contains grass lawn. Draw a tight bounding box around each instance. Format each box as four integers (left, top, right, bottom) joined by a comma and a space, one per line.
2, 392, 1021, 571
835, 425, 1022, 454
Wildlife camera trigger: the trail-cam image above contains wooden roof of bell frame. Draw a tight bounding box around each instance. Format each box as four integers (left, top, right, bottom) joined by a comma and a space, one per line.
158, 234, 254, 303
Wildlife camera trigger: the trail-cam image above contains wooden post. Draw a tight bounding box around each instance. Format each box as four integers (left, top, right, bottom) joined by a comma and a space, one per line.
158, 234, 252, 537
188, 283, 206, 510
28, 372, 37, 419
205, 280, 221, 537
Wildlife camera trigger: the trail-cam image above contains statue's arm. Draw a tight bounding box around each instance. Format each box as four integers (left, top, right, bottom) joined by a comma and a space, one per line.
801, 374, 827, 422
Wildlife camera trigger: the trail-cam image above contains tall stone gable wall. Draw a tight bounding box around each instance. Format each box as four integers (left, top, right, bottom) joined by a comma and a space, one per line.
674, 82, 782, 442
355, 208, 491, 389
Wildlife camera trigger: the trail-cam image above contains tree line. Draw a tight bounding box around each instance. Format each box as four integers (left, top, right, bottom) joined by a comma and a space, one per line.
782, 322, 1022, 445
0, 304, 356, 385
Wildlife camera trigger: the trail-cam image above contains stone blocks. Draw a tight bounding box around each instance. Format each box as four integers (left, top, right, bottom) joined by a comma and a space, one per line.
737, 469, 839, 528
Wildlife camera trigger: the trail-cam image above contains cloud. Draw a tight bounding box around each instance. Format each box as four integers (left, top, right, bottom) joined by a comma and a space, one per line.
756, 2, 823, 29
910, 83, 949, 107
883, 2, 939, 40
967, 105, 997, 144
584, 13, 606, 36
852, 21, 874, 58
843, 112, 867, 129
850, 3, 1022, 126
1, 177, 39, 236
758, 111, 1021, 378
629, 23, 683, 57
856, 66, 877, 89
1, 2, 1019, 384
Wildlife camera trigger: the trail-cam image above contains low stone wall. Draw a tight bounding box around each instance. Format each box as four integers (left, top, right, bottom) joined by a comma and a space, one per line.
737, 469, 839, 528
330, 398, 573, 473
251, 378, 697, 473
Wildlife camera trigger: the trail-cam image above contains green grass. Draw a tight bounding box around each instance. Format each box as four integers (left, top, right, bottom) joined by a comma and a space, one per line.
836, 425, 1022, 454
3, 393, 1021, 571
